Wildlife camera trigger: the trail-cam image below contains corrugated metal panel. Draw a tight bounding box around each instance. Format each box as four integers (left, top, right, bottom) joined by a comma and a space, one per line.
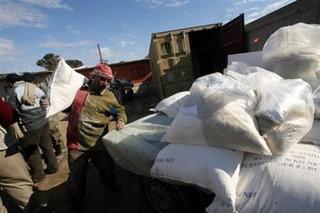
153, 23, 222, 38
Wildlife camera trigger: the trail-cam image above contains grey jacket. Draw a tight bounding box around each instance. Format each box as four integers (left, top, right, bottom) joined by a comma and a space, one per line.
8, 81, 48, 131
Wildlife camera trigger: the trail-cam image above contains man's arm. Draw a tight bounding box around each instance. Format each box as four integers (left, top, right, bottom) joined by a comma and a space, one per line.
108, 92, 127, 129
6, 90, 19, 110
0, 99, 19, 128
0, 99, 24, 139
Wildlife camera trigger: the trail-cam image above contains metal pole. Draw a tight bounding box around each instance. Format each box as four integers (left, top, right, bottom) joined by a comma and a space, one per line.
97, 43, 103, 63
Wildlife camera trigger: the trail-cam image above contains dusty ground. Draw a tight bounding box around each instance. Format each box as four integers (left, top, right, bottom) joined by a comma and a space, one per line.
33, 155, 156, 213
3, 83, 160, 213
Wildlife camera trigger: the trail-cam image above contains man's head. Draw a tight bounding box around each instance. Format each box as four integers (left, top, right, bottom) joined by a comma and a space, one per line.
23, 73, 36, 83
6, 73, 21, 86
89, 63, 114, 92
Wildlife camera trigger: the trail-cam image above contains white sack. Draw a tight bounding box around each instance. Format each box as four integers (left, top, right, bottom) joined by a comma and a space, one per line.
225, 61, 282, 84
150, 143, 243, 213
228, 51, 264, 68
236, 144, 320, 213
304, 79, 320, 119
190, 73, 271, 155
161, 105, 208, 145
263, 23, 320, 80
46, 59, 85, 117
301, 120, 320, 146
151, 91, 193, 118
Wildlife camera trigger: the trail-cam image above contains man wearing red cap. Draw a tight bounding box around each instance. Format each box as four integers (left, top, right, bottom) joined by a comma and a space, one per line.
67, 63, 127, 212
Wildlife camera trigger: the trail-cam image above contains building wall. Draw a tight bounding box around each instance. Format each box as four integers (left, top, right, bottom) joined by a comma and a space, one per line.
76, 59, 152, 84
111, 59, 152, 84
245, 0, 320, 51
76, 68, 92, 79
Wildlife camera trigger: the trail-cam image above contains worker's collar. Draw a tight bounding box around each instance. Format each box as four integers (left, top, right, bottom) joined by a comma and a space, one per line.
89, 87, 107, 95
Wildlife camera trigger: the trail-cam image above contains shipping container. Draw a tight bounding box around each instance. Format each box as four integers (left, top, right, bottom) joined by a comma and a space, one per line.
149, 14, 245, 99
110, 59, 152, 84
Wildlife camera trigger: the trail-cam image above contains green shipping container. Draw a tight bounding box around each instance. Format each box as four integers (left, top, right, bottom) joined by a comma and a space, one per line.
149, 14, 245, 99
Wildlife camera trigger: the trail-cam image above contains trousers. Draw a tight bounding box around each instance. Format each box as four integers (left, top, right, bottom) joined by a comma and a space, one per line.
0, 146, 33, 213
21, 123, 58, 182
68, 148, 117, 209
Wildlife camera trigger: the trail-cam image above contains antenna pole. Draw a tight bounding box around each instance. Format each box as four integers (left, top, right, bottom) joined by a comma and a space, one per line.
97, 43, 103, 63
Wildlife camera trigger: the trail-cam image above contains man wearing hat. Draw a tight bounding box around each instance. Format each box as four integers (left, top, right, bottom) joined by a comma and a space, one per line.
67, 63, 127, 212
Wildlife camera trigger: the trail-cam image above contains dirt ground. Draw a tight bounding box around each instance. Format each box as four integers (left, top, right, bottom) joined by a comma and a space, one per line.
32, 155, 157, 213
3, 83, 160, 213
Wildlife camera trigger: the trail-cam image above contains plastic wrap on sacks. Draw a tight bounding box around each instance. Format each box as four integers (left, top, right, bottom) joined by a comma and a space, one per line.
190, 73, 248, 119
203, 89, 271, 155
190, 73, 271, 155
225, 62, 314, 155
225, 61, 282, 85
262, 23, 320, 80
304, 79, 320, 119
254, 78, 314, 155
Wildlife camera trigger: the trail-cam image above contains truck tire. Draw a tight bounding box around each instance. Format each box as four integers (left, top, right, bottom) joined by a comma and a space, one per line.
126, 89, 134, 101
144, 178, 190, 213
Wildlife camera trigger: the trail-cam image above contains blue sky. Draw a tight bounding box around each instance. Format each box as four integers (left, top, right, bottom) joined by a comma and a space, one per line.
0, 0, 295, 74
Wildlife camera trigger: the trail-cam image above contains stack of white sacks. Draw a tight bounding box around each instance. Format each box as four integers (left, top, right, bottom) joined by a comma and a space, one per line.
150, 23, 320, 212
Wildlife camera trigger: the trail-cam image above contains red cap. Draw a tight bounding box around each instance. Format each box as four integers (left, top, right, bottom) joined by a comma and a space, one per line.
92, 63, 114, 79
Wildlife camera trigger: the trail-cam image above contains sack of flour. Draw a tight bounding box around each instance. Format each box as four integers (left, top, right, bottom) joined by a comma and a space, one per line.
236, 144, 320, 213
46, 59, 85, 117
161, 105, 208, 145
151, 143, 243, 213
151, 91, 193, 118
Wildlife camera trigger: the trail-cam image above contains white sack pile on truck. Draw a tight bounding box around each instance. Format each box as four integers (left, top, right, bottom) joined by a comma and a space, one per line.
103, 22, 320, 213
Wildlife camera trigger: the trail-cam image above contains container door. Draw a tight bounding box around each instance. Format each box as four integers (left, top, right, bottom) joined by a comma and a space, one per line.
155, 33, 194, 98
221, 13, 245, 55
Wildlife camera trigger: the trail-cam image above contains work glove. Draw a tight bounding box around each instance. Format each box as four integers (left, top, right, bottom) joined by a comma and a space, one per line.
9, 122, 24, 139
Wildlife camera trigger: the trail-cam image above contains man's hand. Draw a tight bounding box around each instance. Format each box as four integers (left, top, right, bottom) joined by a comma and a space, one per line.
116, 120, 125, 130
40, 97, 49, 108
9, 122, 24, 139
